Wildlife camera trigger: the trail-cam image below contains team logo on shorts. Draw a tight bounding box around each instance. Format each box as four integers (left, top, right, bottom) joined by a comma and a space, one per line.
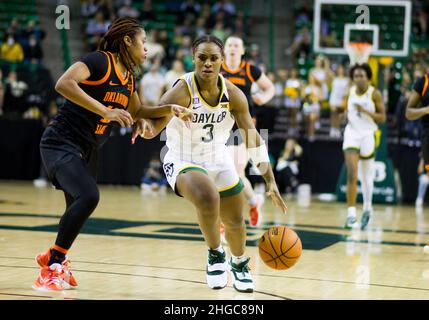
193, 97, 200, 104
163, 163, 174, 177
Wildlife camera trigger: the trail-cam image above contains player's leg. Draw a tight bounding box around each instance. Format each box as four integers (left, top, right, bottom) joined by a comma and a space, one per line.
342, 126, 360, 229
420, 135, 429, 253
228, 143, 262, 226
216, 166, 253, 293
359, 133, 376, 230
35, 150, 98, 291
175, 169, 228, 289
344, 150, 360, 229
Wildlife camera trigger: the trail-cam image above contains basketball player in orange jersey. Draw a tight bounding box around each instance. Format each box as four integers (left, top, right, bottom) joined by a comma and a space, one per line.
134, 35, 287, 292
220, 35, 275, 229
32, 18, 191, 292
405, 72, 429, 253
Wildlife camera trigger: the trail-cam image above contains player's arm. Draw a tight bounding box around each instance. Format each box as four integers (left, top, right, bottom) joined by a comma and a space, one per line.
356, 89, 386, 123
405, 90, 429, 120
227, 80, 287, 214
252, 73, 275, 106
127, 90, 190, 120
55, 62, 133, 127
132, 80, 191, 140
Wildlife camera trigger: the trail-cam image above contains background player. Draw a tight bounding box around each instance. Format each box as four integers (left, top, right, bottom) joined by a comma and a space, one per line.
33, 18, 191, 292
136, 35, 287, 293
405, 72, 429, 253
343, 63, 385, 230
220, 35, 275, 227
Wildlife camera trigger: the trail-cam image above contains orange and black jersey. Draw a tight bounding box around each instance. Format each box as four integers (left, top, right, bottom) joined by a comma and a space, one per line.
220, 60, 261, 111
413, 74, 429, 133
41, 50, 134, 157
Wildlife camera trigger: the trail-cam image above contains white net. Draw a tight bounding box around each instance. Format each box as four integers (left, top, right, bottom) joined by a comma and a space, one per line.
346, 42, 373, 66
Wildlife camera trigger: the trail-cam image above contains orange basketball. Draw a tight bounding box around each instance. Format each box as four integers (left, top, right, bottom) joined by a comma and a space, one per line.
258, 226, 302, 270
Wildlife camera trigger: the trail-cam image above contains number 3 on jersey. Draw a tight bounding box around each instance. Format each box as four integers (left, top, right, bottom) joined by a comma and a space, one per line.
202, 124, 214, 142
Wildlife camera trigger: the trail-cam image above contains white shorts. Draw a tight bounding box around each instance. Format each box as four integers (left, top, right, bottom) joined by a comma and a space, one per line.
342, 125, 376, 159
162, 150, 243, 198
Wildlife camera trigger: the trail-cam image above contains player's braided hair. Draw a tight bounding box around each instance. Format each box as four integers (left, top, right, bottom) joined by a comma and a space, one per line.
99, 17, 144, 77
192, 35, 225, 56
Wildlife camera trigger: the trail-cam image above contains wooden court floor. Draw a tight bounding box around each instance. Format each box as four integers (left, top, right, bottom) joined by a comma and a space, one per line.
0, 180, 429, 300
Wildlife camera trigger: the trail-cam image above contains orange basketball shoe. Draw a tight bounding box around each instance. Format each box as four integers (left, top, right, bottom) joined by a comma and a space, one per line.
33, 263, 64, 292
36, 249, 78, 289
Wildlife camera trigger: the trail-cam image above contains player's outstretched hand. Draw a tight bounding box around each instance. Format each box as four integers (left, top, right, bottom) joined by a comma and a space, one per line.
170, 104, 193, 128
131, 119, 155, 144
104, 108, 133, 128
266, 182, 288, 214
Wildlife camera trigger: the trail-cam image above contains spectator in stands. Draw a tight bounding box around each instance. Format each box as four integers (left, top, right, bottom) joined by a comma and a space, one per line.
23, 20, 46, 44
195, 17, 208, 38
24, 35, 44, 63
272, 69, 288, 108
139, 63, 166, 106
1, 36, 24, 63
180, 0, 201, 20
395, 72, 422, 147
140, 0, 156, 22
81, 0, 100, 18
248, 43, 263, 66
310, 55, 333, 102
284, 68, 302, 135
302, 74, 323, 141
6, 18, 23, 43
285, 26, 311, 59
3, 71, 28, 118
212, 0, 236, 16
212, 21, 229, 42
175, 48, 193, 72
145, 30, 166, 67
276, 138, 303, 195
329, 64, 349, 138
233, 11, 249, 38
86, 12, 110, 51
140, 154, 168, 195
165, 60, 185, 90
117, 0, 140, 19
0, 69, 4, 116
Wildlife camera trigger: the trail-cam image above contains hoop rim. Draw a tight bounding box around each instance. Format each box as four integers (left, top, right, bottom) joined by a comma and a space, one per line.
347, 42, 373, 51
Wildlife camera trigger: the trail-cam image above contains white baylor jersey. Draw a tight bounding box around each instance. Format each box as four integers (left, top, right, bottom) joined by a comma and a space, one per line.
346, 85, 377, 133
166, 72, 235, 164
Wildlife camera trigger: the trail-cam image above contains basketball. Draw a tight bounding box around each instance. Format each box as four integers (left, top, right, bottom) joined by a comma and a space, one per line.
258, 226, 302, 270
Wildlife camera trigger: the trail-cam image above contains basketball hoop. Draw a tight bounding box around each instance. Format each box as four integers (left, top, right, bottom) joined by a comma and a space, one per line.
346, 42, 373, 66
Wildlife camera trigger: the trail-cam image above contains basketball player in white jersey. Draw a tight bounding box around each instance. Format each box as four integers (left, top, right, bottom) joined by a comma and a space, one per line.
134, 35, 287, 293
343, 63, 386, 230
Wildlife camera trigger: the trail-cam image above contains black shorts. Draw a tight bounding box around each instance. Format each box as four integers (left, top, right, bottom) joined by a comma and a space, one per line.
40, 127, 98, 189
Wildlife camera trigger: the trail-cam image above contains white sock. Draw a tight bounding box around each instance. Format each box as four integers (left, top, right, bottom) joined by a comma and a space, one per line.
248, 196, 257, 206
359, 158, 374, 212
231, 254, 247, 264
417, 174, 429, 201
212, 245, 224, 254
347, 207, 356, 218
